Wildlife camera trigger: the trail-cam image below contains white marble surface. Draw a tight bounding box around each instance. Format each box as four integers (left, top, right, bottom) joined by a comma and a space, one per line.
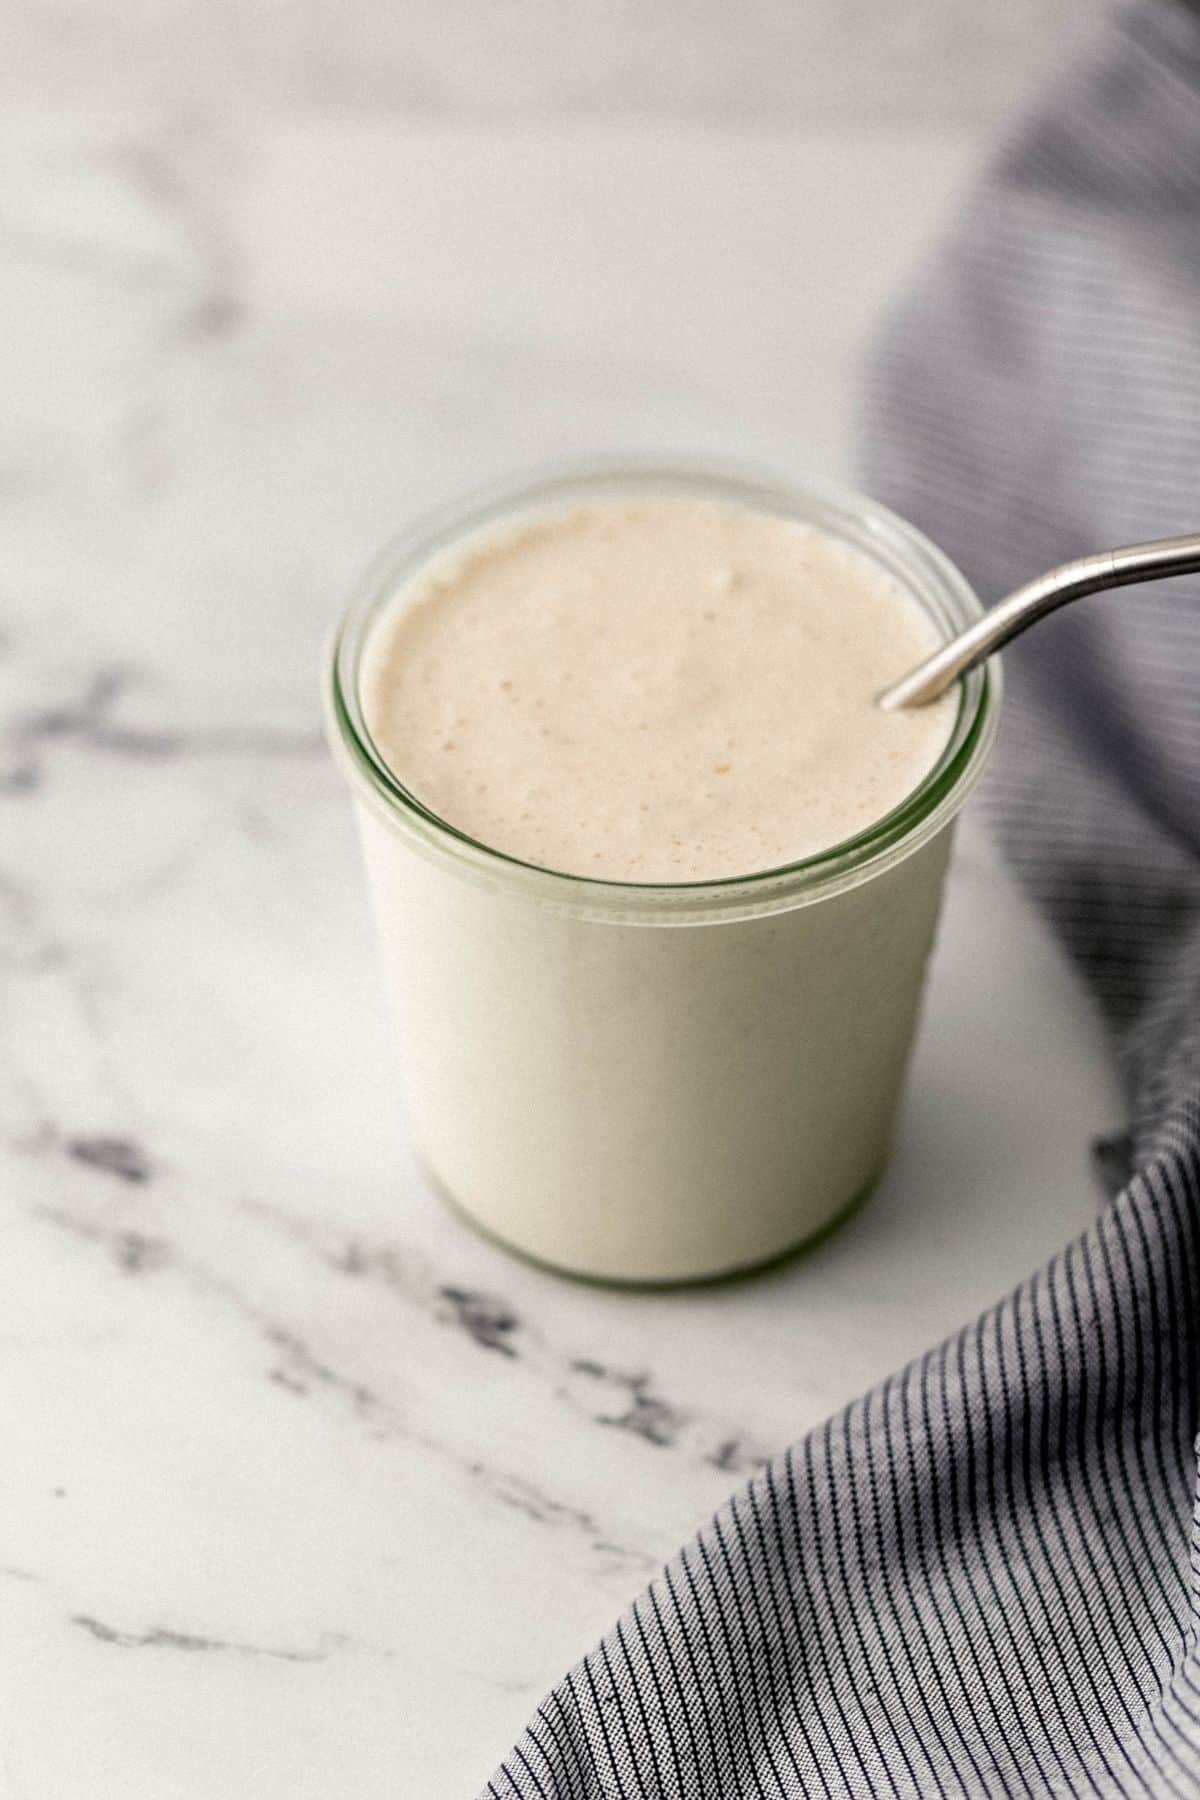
5, 0, 1088, 123
1, 27, 1121, 1797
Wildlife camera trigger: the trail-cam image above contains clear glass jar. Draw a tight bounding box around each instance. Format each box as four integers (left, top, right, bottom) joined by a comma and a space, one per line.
324, 459, 999, 1283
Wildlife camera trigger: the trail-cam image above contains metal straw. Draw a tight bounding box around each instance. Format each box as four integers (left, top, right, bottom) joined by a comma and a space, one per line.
878, 532, 1200, 711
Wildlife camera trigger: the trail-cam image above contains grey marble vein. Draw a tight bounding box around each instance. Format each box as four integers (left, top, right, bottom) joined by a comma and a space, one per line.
26, 1187, 660, 1578
568, 1358, 690, 1451
3, 664, 322, 794
437, 1285, 521, 1357
241, 1194, 775, 1475
72, 1615, 341, 1663
64, 1133, 155, 1184
107, 124, 245, 345
35, 1203, 170, 1278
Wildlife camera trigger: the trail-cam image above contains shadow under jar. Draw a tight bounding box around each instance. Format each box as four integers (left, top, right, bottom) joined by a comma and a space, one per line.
324, 460, 999, 1285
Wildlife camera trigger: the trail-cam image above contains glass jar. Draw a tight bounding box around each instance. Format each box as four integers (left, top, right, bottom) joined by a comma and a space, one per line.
324, 459, 999, 1283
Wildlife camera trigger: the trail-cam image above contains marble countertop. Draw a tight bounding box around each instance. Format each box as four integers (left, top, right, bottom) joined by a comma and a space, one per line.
1, 42, 1118, 1798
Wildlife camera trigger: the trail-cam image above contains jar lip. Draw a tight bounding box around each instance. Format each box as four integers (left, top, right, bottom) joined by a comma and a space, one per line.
324, 455, 1001, 922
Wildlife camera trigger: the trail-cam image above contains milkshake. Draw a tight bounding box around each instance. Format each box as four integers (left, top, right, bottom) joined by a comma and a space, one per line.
326, 464, 998, 1282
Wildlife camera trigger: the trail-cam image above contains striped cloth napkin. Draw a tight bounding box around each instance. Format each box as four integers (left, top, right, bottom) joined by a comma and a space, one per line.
485, 4, 1200, 1792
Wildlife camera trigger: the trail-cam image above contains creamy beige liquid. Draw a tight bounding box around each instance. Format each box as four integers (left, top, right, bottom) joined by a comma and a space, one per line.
344, 490, 970, 1281
362, 501, 954, 883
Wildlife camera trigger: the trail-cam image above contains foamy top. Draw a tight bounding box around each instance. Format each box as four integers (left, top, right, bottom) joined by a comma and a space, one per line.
361, 499, 955, 883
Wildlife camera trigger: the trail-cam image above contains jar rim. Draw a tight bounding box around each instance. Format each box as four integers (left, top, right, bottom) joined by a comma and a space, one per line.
323, 456, 1000, 923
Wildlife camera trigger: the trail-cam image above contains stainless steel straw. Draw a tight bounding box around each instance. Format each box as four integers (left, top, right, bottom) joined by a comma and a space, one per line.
878, 532, 1200, 711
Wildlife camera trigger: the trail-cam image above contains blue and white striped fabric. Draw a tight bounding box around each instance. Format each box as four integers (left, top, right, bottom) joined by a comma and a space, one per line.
484, 5, 1200, 1792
